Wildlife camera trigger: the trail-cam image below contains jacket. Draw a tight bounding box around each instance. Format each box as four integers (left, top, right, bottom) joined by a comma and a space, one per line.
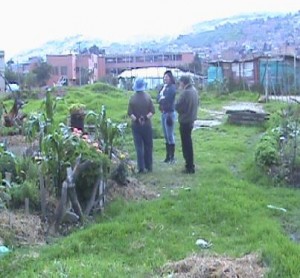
157, 83, 176, 113
175, 84, 199, 124
127, 92, 155, 125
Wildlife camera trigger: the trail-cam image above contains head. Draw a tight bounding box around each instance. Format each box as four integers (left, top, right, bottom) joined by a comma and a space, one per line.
179, 75, 193, 89
163, 70, 176, 85
133, 77, 147, 92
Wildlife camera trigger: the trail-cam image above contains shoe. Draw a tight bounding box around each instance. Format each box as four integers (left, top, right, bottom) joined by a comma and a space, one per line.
138, 169, 146, 174
168, 158, 176, 164
182, 167, 195, 174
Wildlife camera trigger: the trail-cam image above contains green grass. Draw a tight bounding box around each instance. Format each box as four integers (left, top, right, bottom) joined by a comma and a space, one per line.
1, 84, 300, 277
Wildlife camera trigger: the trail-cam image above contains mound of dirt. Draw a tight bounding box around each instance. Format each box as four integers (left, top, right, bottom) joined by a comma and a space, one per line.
160, 253, 268, 277
107, 177, 159, 201
0, 210, 45, 246
0, 177, 158, 247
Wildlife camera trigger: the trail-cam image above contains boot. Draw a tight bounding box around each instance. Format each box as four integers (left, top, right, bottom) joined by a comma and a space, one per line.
183, 164, 195, 174
163, 143, 170, 163
169, 144, 175, 164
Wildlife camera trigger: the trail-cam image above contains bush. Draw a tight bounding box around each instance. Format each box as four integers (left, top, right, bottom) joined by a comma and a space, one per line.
255, 133, 279, 168
17, 157, 40, 182
0, 154, 17, 182
10, 180, 40, 210
74, 141, 110, 206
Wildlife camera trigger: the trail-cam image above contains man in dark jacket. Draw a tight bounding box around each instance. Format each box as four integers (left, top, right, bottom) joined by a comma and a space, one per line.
175, 75, 199, 174
128, 78, 155, 173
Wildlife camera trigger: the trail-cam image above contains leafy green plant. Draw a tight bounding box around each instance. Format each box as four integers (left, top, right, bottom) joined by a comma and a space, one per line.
86, 105, 127, 159
41, 124, 81, 193
255, 133, 279, 168
10, 180, 40, 210
0, 147, 18, 183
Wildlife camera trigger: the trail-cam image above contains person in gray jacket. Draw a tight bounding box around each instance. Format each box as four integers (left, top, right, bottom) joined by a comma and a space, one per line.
175, 75, 199, 174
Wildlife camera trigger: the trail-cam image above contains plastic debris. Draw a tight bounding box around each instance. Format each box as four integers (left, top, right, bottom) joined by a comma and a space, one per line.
196, 238, 212, 249
0, 245, 10, 257
267, 205, 287, 212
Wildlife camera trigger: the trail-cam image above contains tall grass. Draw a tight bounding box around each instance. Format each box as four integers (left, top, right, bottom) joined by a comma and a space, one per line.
1, 85, 300, 277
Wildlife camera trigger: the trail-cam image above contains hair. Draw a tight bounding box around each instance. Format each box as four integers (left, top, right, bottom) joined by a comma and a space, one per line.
164, 70, 176, 84
179, 75, 193, 86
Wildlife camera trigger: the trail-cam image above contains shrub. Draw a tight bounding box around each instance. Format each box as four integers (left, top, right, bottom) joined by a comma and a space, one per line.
255, 133, 279, 168
10, 180, 40, 210
0, 153, 17, 182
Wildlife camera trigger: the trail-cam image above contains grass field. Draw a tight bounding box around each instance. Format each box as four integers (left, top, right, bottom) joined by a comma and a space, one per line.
1, 85, 300, 277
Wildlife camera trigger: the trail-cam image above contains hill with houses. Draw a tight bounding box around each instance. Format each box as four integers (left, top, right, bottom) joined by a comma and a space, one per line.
9, 10, 300, 63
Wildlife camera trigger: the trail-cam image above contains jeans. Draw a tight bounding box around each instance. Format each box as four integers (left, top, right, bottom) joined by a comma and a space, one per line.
179, 122, 194, 170
132, 122, 153, 172
161, 111, 176, 144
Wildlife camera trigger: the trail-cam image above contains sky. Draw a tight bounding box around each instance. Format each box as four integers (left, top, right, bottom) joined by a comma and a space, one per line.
2, 0, 300, 59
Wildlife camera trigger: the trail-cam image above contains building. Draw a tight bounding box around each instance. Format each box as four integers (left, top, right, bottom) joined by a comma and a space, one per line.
47, 54, 77, 86
208, 58, 260, 88
104, 52, 194, 75
118, 66, 203, 90
45, 52, 195, 87
207, 55, 300, 94
0, 51, 5, 92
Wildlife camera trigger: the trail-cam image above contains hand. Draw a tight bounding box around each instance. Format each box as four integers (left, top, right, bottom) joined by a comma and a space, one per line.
138, 116, 145, 125
130, 114, 137, 121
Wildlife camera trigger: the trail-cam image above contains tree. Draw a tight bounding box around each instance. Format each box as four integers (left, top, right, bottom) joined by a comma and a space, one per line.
89, 45, 105, 55
189, 54, 202, 75
4, 68, 19, 85
32, 62, 52, 87
23, 72, 38, 90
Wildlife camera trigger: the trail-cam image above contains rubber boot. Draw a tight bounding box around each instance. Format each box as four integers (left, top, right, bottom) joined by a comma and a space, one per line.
163, 143, 170, 163
169, 144, 175, 164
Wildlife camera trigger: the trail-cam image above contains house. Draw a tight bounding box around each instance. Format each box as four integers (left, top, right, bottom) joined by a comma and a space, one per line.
207, 55, 300, 94
208, 58, 260, 88
259, 55, 300, 94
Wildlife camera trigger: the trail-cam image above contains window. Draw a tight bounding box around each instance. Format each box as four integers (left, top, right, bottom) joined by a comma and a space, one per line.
52, 67, 59, 75
105, 58, 116, 63
135, 56, 145, 63
61, 66, 68, 75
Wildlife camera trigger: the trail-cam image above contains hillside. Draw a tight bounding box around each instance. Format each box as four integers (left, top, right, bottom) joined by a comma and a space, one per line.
11, 11, 300, 62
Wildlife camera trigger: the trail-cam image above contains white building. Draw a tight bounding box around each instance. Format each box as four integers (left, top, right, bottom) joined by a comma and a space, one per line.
118, 66, 202, 90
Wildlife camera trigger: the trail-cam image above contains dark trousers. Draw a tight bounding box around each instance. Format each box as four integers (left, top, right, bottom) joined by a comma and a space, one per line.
132, 123, 153, 172
179, 122, 194, 170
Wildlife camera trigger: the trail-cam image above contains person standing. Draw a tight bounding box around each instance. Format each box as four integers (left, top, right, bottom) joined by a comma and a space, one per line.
127, 77, 155, 173
157, 70, 177, 163
175, 75, 199, 174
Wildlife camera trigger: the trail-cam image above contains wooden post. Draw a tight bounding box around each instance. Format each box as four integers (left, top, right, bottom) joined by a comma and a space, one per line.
4, 172, 12, 186
39, 171, 46, 218
25, 198, 29, 215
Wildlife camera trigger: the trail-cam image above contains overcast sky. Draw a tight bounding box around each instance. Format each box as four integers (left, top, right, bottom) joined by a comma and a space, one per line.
2, 0, 300, 59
